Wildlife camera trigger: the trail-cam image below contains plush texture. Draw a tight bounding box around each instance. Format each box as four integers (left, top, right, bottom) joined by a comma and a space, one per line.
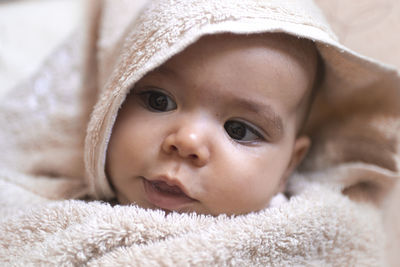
0, 0, 399, 265
0, 178, 385, 266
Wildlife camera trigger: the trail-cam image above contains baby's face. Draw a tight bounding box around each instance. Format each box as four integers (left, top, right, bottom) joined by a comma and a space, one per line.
106, 34, 317, 215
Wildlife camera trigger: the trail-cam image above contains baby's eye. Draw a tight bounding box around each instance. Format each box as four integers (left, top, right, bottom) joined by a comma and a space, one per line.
139, 90, 177, 112
224, 120, 264, 143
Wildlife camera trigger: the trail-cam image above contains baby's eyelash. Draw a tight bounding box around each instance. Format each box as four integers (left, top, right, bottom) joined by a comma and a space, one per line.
224, 119, 266, 143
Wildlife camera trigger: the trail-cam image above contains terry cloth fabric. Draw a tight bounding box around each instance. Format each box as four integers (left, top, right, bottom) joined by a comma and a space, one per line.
0, 0, 399, 265
0, 181, 385, 266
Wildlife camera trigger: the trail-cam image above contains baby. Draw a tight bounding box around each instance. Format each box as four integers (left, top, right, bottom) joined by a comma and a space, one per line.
105, 33, 319, 215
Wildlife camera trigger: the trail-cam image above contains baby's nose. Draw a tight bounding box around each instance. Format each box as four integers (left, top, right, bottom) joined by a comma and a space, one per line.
162, 126, 210, 167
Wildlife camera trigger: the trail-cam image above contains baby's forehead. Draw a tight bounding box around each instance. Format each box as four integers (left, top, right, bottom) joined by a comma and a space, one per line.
160, 33, 318, 84
185, 33, 316, 64
144, 33, 318, 99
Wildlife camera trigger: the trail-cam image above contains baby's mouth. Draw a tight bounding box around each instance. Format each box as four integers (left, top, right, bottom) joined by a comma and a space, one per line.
142, 178, 196, 211
152, 181, 185, 195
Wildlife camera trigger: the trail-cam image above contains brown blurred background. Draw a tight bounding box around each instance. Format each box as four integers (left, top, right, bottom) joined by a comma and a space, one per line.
316, 0, 400, 69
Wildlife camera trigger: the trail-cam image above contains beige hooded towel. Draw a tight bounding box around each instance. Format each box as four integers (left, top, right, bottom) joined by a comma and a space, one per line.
1, 0, 400, 265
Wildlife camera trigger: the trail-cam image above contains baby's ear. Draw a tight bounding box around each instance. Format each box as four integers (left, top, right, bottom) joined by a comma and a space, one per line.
292, 135, 311, 168
279, 135, 311, 192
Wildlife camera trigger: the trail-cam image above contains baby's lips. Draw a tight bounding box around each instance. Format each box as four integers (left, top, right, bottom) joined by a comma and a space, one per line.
152, 180, 185, 195
150, 175, 195, 200
142, 177, 197, 211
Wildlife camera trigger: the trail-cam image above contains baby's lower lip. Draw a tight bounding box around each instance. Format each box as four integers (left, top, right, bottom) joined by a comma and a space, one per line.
142, 178, 196, 211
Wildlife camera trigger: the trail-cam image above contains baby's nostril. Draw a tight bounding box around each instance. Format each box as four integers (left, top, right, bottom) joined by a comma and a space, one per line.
171, 145, 178, 151
189, 154, 198, 159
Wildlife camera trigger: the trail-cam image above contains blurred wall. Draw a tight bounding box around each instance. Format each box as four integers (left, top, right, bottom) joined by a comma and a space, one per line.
0, 0, 82, 98
316, 0, 400, 69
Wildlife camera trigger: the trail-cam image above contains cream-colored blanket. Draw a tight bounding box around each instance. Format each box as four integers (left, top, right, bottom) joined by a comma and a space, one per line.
1, 0, 399, 265
0, 175, 385, 266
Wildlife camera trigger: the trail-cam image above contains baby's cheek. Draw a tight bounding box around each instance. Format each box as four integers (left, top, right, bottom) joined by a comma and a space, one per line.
241, 165, 282, 197
208, 145, 286, 211
229, 172, 268, 198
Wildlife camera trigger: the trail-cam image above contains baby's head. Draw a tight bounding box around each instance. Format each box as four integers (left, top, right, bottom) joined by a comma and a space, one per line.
106, 33, 319, 215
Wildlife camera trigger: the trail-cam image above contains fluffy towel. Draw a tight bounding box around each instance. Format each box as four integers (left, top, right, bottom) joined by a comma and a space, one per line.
0, 178, 385, 266
0, 0, 399, 265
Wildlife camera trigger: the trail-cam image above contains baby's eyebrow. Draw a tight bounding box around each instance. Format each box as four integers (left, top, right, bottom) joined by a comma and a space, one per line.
152, 66, 178, 78
230, 96, 284, 137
